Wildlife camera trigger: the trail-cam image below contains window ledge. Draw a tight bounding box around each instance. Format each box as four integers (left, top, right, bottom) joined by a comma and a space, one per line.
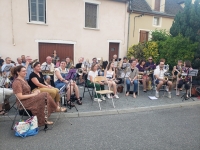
153, 25, 161, 27
83, 27, 100, 31
27, 22, 48, 26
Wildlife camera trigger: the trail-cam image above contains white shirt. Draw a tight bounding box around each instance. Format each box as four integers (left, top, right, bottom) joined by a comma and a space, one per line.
154, 67, 167, 79
41, 62, 55, 72
106, 70, 114, 78
54, 67, 69, 82
16, 63, 25, 66
87, 70, 98, 80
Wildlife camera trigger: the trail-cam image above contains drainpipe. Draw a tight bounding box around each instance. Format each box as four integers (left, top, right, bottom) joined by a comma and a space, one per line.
126, 0, 132, 54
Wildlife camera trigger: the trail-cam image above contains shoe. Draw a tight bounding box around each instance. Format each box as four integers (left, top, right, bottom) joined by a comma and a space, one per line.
168, 92, 172, 98
56, 107, 67, 112
155, 91, 159, 98
94, 98, 102, 102
66, 101, 75, 107
165, 86, 169, 92
114, 94, 119, 98
101, 96, 106, 101
77, 99, 82, 105
107, 94, 111, 99
176, 90, 180, 96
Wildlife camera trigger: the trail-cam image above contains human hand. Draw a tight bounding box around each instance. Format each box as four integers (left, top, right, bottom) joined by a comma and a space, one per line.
100, 81, 104, 85
47, 85, 52, 88
64, 80, 69, 84
26, 61, 30, 66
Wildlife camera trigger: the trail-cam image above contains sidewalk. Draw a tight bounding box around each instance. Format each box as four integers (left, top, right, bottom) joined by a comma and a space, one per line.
2, 85, 200, 119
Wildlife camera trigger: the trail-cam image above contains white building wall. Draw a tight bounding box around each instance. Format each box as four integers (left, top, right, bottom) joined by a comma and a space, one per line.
0, 0, 128, 63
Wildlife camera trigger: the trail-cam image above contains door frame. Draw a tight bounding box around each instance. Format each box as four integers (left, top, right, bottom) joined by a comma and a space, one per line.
107, 40, 121, 61
35, 39, 76, 62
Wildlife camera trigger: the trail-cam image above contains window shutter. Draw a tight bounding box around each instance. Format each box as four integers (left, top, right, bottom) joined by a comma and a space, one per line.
154, 0, 160, 11
29, 0, 46, 23
140, 31, 149, 43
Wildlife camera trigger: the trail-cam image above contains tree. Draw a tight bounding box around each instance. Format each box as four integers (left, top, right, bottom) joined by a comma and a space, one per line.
151, 29, 170, 41
158, 34, 198, 68
170, 0, 200, 42
127, 43, 146, 60
143, 41, 159, 63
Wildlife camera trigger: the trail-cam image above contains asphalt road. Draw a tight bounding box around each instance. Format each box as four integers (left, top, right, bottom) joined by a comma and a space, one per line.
0, 105, 200, 150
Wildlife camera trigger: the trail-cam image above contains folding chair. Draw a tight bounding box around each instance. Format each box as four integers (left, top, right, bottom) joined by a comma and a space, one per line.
82, 74, 94, 100
94, 76, 115, 110
59, 84, 67, 106
11, 95, 32, 130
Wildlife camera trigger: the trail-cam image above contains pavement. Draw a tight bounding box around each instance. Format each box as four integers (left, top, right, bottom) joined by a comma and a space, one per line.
1, 84, 200, 119
1, 105, 200, 150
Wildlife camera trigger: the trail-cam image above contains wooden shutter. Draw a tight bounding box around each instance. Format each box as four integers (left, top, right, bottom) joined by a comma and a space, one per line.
154, 0, 160, 11
139, 30, 149, 43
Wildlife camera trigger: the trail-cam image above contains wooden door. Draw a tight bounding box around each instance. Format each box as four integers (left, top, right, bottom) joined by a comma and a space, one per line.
39, 43, 74, 63
139, 30, 149, 43
109, 43, 119, 62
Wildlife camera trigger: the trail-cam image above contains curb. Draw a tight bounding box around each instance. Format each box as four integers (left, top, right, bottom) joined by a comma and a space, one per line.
1, 101, 200, 121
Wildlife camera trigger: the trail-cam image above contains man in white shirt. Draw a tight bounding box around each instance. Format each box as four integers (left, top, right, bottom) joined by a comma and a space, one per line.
41, 56, 55, 86
41, 56, 55, 72
154, 60, 172, 98
16, 57, 25, 66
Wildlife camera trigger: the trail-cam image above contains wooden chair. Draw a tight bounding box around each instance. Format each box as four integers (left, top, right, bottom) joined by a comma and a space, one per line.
94, 76, 115, 110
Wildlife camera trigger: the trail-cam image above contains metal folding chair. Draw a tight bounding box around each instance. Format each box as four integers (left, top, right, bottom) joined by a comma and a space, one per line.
11, 95, 32, 130
82, 74, 94, 100
94, 76, 115, 110
59, 84, 67, 106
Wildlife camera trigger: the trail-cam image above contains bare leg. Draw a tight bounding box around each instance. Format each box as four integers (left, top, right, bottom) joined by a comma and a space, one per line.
167, 81, 173, 92
156, 81, 164, 91
74, 84, 80, 98
143, 78, 147, 91
112, 81, 117, 95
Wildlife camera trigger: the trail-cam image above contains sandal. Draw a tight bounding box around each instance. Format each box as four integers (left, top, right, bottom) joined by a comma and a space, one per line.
0, 110, 6, 115
77, 99, 82, 105
46, 121, 54, 125
143, 90, 147, 92
126, 92, 129, 96
56, 107, 67, 112
67, 101, 75, 107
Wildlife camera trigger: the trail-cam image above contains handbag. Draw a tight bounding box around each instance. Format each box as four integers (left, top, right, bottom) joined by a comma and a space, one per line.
14, 116, 39, 138
2, 98, 10, 111
117, 85, 124, 93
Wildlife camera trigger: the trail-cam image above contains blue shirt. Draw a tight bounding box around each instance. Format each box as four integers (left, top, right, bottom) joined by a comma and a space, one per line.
25, 65, 33, 81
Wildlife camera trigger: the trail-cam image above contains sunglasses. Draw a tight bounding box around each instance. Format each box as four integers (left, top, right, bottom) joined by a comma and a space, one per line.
149, 59, 152, 60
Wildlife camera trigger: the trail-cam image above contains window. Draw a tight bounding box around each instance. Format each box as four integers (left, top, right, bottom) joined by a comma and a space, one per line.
153, 17, 160, 26
29, 0, 46, 23
154, 0, 160, 11
85, 3, 98, 28
139, 30, 149, 43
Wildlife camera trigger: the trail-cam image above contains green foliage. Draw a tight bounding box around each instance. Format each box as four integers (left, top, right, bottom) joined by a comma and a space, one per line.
143, 41, 159, 62
151, 29, 170, 41
127, 43, 146, 60
158, 34, 198, 68
170, 0, 200, 42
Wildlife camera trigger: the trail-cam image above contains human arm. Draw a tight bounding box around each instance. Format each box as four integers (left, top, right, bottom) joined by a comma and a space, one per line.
55, 69, 69, 84
31, 77, 49, 88
16, 90, 40, 100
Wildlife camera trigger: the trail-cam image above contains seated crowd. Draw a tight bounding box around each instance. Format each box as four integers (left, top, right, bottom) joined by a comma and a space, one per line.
0, 53, 194, 122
